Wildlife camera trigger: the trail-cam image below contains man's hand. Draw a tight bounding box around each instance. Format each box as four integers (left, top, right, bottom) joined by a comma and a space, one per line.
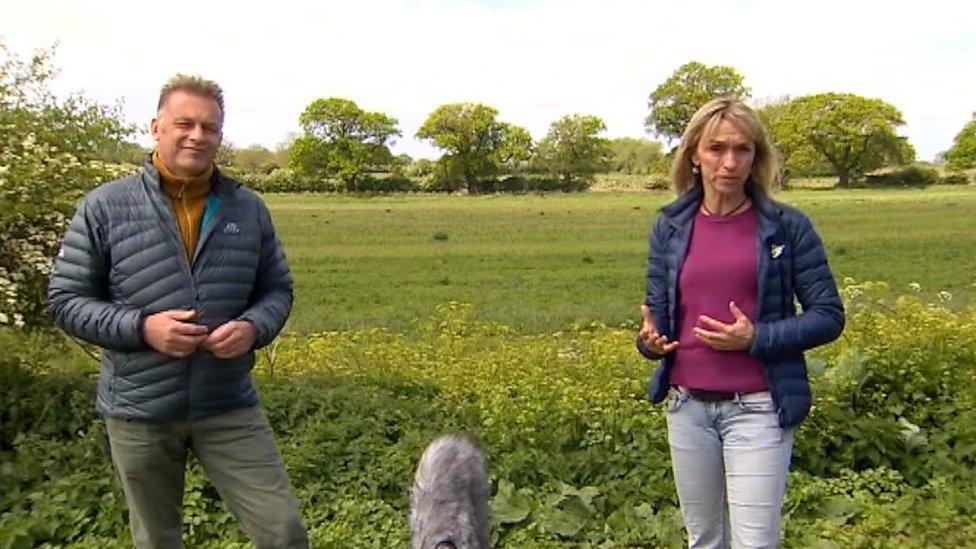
693, 301, 755, 351
638, 304, 679, 355
202, 320, 257, 359
143, 309, 209, 358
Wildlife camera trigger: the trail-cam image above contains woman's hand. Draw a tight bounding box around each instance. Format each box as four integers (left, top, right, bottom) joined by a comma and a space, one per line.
693, 301, 755, 351
639, 304, 679, 355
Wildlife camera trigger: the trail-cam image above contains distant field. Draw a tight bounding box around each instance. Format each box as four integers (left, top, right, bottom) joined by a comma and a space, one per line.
268, 185, 976, 333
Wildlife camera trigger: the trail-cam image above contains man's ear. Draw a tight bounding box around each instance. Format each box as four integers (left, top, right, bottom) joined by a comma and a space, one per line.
150, 117, 161, 141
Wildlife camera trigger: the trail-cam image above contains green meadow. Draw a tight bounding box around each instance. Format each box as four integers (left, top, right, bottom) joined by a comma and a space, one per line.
271, 185, 976, 334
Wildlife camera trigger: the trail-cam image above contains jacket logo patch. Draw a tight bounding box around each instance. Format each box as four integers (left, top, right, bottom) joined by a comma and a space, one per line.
771, 243, 785, 259
222, 222, 240, 235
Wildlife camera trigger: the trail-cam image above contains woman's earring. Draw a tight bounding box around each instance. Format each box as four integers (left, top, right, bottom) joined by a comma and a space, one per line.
691, 164, 700, 175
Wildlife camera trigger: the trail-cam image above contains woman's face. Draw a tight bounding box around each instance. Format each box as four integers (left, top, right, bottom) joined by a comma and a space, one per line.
692, 118, 756, 198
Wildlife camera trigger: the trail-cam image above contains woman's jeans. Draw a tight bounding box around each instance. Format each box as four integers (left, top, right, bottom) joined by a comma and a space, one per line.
666, 387, 794, 549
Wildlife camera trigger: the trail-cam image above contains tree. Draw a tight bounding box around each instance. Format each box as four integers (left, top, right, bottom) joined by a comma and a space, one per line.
769, 93, 913, 187
944, 117, 976, 171
0, 42, 134, 328
646, 61, 750, 144
535, 115, 612, 186
755, 96, 827, 180
416, 103, 527, 192
495, 123, 533, 175
290, 98, 400, 191
234, 145, 279, 175
607, 137, 665, 174
215, 141, 237, 167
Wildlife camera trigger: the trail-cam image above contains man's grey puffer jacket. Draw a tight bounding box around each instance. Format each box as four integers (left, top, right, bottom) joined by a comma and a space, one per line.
48, 162, 293, 421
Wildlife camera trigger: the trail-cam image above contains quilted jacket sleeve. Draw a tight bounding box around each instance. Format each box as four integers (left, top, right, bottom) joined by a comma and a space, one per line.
749, 213, 845, 360
637, 215, 671, 360
47, 198, 146, 351
238, 199, 293, 349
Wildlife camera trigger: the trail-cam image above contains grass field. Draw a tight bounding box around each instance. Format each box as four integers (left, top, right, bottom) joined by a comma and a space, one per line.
269, 185, 976, 333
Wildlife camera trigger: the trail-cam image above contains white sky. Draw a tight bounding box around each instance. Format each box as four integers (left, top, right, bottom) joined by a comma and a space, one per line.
2, 0, 973, 161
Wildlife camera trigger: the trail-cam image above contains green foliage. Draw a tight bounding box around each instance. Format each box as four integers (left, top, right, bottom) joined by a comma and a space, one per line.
769, 93, 913, 187
607, 137, 666, 175
0, 42, 134, 329
944, 118, 976, 171
405, 158, 436, 179
230, 144, 280, 175
757, 96, 831, 179
3, 291, 975, 546
534, 114, 612, 186
940, 172, 970, 185
862, 166, 940, 188
495, 123, 534, 175
290, 97, 400, 192
241, 169, 420, 195
95, 139, 149, 166
645, 61, 750, 143
416, 103, 531, 193
797, 281, 976, 484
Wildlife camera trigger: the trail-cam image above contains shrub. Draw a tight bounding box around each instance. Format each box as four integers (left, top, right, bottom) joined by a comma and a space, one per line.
355, 174, 420, 193
862, 166, 940, 187
1, 43, 134, 328
941, 173, 970, 185
4, 290, 974, 546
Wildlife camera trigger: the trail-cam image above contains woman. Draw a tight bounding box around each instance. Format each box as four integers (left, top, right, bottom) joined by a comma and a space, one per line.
637, 97, 844, 548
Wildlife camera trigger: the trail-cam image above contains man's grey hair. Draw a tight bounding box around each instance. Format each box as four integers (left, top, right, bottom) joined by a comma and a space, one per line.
157, 74, 225, 118
410, 435, 491, 549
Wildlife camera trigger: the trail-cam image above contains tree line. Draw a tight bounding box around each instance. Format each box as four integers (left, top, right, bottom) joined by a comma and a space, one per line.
211, 61, 973, 193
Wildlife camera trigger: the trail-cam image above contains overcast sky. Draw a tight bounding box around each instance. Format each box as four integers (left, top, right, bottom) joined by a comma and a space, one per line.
3, 0, 973, 160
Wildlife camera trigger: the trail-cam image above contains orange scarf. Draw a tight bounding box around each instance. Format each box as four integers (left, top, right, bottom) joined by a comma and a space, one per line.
152, 151, 214, 262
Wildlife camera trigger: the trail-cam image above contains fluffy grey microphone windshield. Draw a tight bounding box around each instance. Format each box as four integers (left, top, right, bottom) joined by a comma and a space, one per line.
409, 435, 491, 549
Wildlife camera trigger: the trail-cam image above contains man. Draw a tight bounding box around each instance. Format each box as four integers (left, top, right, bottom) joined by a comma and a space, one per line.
48, 75, 308, 549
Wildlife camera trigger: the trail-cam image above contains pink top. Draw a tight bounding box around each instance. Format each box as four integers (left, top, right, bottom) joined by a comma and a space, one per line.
670, 206, 768, 393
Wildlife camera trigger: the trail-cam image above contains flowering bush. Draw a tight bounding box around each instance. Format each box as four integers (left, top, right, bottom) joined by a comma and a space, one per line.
0, 42, 134, 328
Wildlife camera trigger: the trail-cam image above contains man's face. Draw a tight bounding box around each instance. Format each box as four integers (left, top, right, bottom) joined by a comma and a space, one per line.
151, 90, 222, 177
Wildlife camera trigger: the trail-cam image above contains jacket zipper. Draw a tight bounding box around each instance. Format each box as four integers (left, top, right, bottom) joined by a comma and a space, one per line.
177, 182, 197, 418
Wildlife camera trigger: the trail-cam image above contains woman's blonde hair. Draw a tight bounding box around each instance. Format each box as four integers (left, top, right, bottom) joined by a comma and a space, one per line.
669, 97, 781, 195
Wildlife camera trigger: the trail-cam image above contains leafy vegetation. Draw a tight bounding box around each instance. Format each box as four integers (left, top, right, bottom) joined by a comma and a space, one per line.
645, 61, 749, 144
0, 42, 134, 329
862, 166, 940, 187
416, 103, 532, 193
2, 289, 974, 547
290, 98, 401, 192
769, 93, 913, 187
534, 115, 612, 186
944, 118, 976, 172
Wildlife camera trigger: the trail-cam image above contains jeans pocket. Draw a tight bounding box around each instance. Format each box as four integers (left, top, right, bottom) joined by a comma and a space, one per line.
736, 391, 777, 414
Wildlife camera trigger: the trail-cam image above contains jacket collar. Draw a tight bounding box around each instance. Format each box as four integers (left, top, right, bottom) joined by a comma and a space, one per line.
142, 155, 240, 199
660, 181, 783, 228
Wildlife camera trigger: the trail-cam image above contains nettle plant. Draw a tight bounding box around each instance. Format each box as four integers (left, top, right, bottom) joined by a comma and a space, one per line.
1, 42, 134, 328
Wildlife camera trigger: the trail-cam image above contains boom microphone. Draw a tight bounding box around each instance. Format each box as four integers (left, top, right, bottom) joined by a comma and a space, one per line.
409, 435, 491, 549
